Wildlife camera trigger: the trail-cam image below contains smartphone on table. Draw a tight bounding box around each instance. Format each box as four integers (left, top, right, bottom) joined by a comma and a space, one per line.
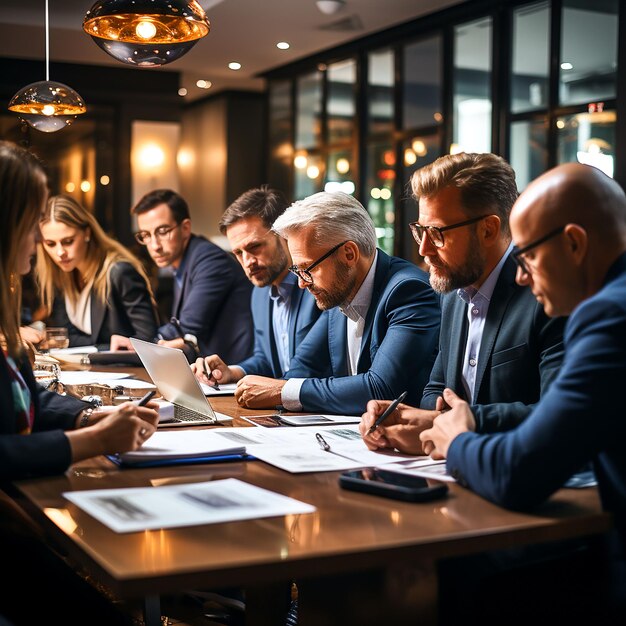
339, 468, 448, 502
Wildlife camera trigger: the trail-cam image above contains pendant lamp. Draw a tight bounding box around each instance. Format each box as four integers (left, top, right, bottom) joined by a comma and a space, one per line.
8, 0, 86, 133
83, 0, 210, 68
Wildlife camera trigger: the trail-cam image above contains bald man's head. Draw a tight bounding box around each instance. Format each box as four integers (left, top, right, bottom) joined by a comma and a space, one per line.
510, 164, 626, 317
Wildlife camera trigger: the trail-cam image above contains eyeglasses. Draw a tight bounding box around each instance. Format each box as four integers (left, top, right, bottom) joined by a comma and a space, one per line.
409, 215, 488, 248
288, 240, 349, 284
134, 223, 181, 245
512, 226, 565, 276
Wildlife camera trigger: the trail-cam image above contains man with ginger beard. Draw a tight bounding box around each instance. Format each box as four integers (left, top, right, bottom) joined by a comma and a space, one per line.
233, 191, 440, 416
192, 186, 321, 384
360, 152, 566, 456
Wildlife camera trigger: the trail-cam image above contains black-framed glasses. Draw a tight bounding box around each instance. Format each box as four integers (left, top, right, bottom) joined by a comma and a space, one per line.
134, 223, 181, 245
512, 226, 565, 275
409, 215, 488, 248
288, 240, 349, 284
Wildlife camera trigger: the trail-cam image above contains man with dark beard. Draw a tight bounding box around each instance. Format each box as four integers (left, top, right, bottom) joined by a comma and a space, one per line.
360, 152, 566, 454
192, 186, 322, 383
233, 191, 440, 415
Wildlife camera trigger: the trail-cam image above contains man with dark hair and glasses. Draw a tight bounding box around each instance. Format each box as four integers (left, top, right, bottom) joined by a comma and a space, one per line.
420, 162, 626, 624
233, 191, 440, 415
112, 189, 253, 363
361, 152, 566, 454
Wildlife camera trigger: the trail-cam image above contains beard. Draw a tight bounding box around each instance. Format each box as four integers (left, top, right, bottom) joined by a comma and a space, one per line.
307, 261, 356, 310
248, 244, 289, 287
426, 231, 486, 294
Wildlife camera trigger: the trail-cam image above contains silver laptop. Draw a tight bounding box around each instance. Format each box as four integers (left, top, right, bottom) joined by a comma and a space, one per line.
129, 338, 232, 426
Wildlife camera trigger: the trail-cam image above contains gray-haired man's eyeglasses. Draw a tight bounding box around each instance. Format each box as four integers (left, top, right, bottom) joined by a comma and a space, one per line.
288, 240, 349, 284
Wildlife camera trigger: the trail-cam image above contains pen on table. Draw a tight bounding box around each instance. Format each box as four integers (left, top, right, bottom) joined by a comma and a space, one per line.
366, 390, 408, 435
315, 432, 355, 462
136, 390, 156, 406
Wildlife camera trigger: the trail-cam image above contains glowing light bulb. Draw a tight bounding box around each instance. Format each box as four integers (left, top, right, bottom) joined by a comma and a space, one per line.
306, 165, 320, 179
294, 155, 308, 169
136, 20, 157, 40
336, 158, 350, 174
42, 104, 55, 116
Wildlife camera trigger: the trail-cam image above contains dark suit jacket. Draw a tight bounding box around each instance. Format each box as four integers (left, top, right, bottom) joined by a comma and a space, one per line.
0, 352, 88, 480
158, 235, 254, 363
237, 283, 321, 378
446, 252, 626, 605
285, 250, 440, 415
48, 261, 158, 348
421, 256, 566, 432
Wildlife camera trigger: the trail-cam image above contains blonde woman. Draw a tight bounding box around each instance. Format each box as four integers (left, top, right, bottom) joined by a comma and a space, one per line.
38, 194, 158, 347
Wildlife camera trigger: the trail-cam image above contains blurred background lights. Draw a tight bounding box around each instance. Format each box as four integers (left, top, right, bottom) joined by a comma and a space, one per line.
294, 155, 308, 169
80, 180, 91, 192
99, 175, 110, 185
228, 62, 241, 70
336, 158, 350, 174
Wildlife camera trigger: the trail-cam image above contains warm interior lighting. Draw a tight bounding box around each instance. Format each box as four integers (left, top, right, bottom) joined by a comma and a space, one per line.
228, 62, 242, 70
336, 158, 350, 174
100, 175, 110, 185
306, 165, 320, 179
412, 139, 427, 157
65, 182, 76, 193
8, 0, 86, 132
277, 42, 290, 50
196, 79, 212, 89
83, 0, 210, 67
80, 180, 91, 193
294, 155, 308, 169
139, 144, 166, 169
404, 148, 417, 166
178, 87, 187, 96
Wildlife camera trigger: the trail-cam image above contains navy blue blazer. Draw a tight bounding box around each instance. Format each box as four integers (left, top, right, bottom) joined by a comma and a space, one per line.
158, 235, 254, 363
446, 252, 626, 595
48, 261, 158, 348
284, 250, 440, 415
237, 283, 321, 378
0, 351, 89, 481
421, 256, 566, 432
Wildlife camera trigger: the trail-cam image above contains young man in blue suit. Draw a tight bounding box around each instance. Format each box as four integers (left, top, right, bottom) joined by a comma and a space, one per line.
233, 191, 441, 415
192, 186, 321, 383
122, 189, 253, 363
360, 153, 565, 453
421, 163, 626, 622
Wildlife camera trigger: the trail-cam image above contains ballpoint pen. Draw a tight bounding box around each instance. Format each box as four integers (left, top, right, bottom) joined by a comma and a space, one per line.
202, 360, 221, 391
366, 390, 408, 435
136, 390, 156, 406
315, 432, 355, 462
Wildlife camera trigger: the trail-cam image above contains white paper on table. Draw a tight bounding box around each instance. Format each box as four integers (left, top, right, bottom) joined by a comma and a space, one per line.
58, 371, 132, 385
208, 425, 423, 473
49, 345, 98, 363
199, 382, 238, 396
386, 459, 455, 482
63, 478, 316, 533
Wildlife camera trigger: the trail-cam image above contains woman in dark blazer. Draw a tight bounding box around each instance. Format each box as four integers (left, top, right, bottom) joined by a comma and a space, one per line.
37, 194, 158, 347
0, 140, 159, 625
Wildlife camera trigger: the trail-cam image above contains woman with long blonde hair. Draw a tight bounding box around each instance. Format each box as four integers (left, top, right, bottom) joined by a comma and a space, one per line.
0, 141, 157, 624
38, 194, 158, 347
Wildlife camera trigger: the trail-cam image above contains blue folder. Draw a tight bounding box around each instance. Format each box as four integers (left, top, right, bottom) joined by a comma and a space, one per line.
106, 453, 255, 469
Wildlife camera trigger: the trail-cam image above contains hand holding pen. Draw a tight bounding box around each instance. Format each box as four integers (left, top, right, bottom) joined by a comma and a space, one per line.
366, 390, 408, 435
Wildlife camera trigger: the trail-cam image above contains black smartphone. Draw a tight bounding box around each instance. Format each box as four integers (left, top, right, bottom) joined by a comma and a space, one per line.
339, 468, 448, 502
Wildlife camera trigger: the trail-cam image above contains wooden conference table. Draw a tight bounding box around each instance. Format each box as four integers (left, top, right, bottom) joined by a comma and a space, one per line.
11, 366, 611, 626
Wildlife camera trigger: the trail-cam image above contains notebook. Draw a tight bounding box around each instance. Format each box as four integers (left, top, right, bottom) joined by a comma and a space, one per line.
129, 338, 232, 426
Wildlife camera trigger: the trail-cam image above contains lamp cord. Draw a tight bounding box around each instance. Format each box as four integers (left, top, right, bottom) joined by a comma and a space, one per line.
45, 0, 49, 81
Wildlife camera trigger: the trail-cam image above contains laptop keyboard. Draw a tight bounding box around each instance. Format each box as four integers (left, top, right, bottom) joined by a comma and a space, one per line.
173, 405, 215, 423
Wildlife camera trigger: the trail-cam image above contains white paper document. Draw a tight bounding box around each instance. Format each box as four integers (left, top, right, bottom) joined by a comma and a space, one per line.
58, 371, 132, 385
386, 459, 455, 482
199, 382, 238, 396
117, 430, 245, 463
209, 425, 423, 473
63, 478, 316, 533
49, 345, 98, 363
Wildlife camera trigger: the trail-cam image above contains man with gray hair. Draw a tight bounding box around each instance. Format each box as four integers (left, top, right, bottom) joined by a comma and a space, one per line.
233, 191, 440, 415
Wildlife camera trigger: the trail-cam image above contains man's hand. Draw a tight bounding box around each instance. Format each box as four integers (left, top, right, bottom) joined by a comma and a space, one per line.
158, 337, 185, 350
359, 399, 439, 455
191, 354, 243, 386
110, 335, 134, 351
20, 325, 45, 346
419, 388, 476, 459
235, 375, 286, 408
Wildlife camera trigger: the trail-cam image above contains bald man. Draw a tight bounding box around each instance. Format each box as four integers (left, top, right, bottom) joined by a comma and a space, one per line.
421, 163, 626, 619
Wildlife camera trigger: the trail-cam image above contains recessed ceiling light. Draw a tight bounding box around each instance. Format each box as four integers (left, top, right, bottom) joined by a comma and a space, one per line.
277, 42, 290, 50
178, 87, 188, 96
228, 62, 242, 71
196, 79, 212, 89
561, 62, 573, 70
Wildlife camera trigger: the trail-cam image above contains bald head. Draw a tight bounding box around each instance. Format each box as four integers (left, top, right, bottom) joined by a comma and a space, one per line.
510, 164, 626, 317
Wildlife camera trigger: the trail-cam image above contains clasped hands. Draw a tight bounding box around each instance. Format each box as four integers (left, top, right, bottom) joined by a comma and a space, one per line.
359, 388, 477, 459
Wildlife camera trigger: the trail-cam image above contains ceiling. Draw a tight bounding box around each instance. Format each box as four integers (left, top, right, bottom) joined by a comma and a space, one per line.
0, 0, 465, 100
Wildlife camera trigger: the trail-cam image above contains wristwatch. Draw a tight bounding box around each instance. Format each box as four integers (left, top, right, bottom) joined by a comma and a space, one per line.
79, 406, 95, 428
183, 333, 199, 354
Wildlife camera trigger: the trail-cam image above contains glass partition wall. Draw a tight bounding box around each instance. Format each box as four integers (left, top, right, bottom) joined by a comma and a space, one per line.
265, 0, 622, 259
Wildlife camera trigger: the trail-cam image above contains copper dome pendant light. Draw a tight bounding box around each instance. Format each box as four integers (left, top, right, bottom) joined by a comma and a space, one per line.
83, 0, 210, 68
8, 0, 86, 133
